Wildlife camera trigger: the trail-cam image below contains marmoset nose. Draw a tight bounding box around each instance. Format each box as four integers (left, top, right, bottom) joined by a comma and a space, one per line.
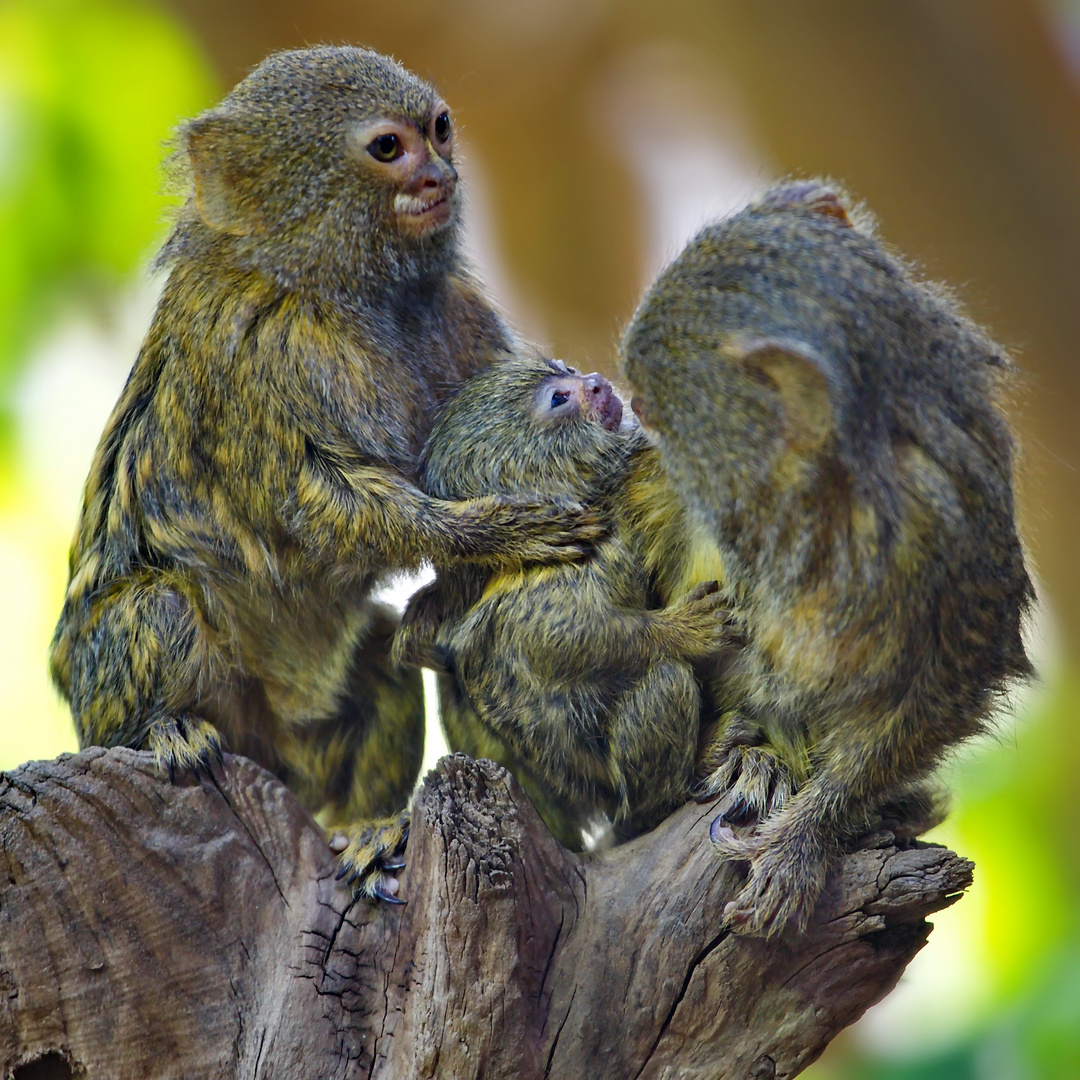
584, 373, 623, 430
408, 159, 452, 196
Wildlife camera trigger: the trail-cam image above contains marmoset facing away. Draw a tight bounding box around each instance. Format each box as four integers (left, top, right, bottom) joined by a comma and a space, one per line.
393, 354, 734, 848
49, 46, 594, 899
623, 180, 1034, 937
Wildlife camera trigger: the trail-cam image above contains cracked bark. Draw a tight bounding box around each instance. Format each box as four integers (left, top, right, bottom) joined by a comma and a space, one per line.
0, 748, 971, 1080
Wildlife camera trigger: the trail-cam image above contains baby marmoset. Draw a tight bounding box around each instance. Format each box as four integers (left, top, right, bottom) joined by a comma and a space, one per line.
394, 354, 733, 847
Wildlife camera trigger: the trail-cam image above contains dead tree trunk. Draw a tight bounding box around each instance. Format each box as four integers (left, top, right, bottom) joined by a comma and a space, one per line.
0, 748, 970, 1080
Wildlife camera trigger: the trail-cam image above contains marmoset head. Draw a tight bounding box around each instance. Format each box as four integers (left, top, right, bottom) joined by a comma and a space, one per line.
164, 46, 462, 294
422, 354, 633, 503
623, 180, 1015, 546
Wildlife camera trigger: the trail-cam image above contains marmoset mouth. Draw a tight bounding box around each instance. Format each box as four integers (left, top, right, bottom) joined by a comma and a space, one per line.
599, 390, 623, 432
394, 192, 453, 232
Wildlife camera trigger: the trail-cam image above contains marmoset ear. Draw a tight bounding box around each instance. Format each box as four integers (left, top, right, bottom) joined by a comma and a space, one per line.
727, 336, 835, 453
184, 114, 264, 237
758, 181, 854, 227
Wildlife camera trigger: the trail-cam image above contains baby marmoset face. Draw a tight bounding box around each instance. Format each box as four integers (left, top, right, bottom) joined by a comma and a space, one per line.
533, 359, 624, 433
420, 354, 641, 505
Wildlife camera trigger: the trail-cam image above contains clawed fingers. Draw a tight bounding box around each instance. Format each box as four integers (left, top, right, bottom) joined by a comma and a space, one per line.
708, 815, 763, 860
373, 877, 406, 905
570, 515, 606, 542
711, 819, 736, 844
542, 542, 592, 563
684, 579, 720, 602
332, 812, 411, 904
149, 716, 226, 783
721, 902, 755, 931
715, 840, 825, 938
696, 744, 793, 824
334, 859, 407, 905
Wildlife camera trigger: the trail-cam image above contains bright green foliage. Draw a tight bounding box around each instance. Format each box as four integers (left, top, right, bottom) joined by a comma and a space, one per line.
830, 947, 1080, 1080
0, 0, 217, 411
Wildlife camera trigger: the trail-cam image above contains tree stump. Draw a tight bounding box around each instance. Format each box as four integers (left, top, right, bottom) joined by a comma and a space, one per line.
0, 748, 971, 1079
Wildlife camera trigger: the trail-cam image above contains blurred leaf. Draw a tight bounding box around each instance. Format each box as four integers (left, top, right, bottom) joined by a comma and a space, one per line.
0, 0, 217, 411
942, 669, 1080, 998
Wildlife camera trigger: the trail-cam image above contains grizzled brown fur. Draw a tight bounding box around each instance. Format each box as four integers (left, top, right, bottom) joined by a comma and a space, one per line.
622, 180, 1034, 937
49, 47, 590, 897
394, 355, 733, 848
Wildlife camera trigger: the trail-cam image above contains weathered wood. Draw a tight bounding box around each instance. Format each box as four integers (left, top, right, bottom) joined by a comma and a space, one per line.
0, 748, 970, 1080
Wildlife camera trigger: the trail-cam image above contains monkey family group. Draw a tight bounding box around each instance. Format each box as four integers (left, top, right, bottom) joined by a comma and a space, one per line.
49, 47, 1031, 939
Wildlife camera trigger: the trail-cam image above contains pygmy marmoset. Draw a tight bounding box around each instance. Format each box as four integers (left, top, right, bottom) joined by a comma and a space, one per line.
49, 46, 594, 899
622, 180, 1034, 937
393, 354, 733, 848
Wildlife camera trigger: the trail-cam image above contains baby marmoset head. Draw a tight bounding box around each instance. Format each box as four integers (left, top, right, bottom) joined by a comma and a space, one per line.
163, 46, 462, 293
421, 354, 637, 504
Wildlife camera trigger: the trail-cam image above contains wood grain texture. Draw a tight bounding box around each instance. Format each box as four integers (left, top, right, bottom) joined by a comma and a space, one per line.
0, 749, 971, 1079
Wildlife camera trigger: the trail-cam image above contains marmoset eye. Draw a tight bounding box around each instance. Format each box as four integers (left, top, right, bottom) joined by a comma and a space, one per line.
369, 133, 400, 161
434, 112, 451, 141
550, 389, 571, 408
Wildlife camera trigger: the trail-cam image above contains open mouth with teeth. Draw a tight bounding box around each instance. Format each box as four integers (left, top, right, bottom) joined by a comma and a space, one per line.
394, 192, 452, 231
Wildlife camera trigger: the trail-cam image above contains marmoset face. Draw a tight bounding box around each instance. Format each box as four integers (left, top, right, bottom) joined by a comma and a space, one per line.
347, 99, 458, 238
532, 360, 624, 432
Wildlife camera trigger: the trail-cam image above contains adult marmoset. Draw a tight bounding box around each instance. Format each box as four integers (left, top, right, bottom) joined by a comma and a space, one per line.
49, 46, 593, 899
622, 180, 1034, 937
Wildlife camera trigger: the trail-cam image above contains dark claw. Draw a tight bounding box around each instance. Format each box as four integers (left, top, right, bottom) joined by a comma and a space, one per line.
381, 856, 406, 871
710, 815, 737, 845
374, 883, 406, 905
335, 864, 350, 882
722, 796, 754, 825
167, 761, 176, 784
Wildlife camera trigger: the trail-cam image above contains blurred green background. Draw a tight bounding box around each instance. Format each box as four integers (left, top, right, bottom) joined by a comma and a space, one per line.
0, 1, 1077, 1077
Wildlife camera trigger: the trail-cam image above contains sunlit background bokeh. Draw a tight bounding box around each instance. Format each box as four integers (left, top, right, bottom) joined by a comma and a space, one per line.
1, 2, 1078, 1077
